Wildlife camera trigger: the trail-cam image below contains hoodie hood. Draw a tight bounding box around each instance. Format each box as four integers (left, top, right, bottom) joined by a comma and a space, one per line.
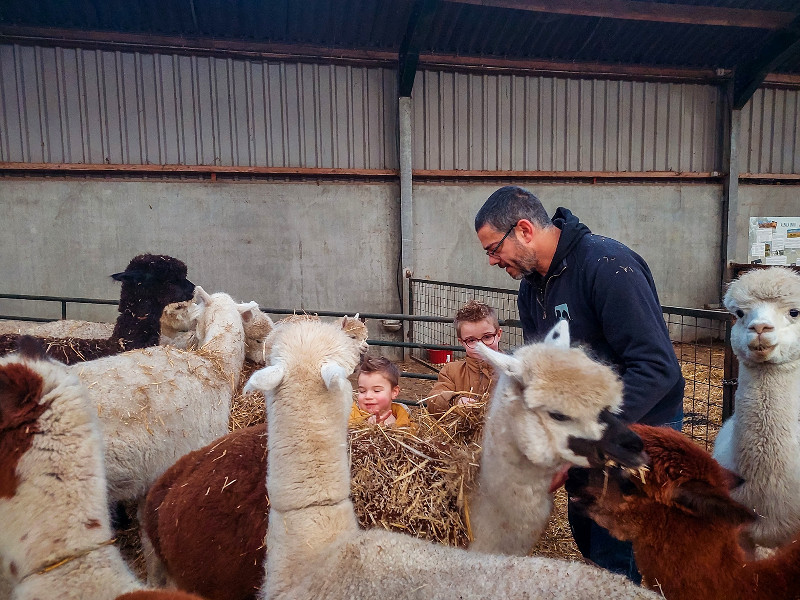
549, 207, 592, 273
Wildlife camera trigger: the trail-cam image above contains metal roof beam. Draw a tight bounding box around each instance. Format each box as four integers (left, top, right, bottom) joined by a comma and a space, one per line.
733, 14, 800, 108
447, 0, 796, 29
398, 0, 440, 97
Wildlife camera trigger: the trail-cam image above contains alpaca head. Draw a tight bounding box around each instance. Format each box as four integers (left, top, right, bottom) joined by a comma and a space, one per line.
111, 254, 195, 312
565, 424, 756, 542
242, 309, 275, 363
160, 300, 196, 338
724, 267, 800, 365
189, 286, 261, 347
0, 337, 108, 567
475, 320, 645, 470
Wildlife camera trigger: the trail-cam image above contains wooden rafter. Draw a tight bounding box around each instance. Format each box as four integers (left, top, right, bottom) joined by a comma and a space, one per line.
733, 14, 800, 108
398, 0, 440, 97
447, 0, 796, 29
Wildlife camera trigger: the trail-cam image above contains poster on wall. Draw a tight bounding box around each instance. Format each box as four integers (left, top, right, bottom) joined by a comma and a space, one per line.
749, 217, 800, 266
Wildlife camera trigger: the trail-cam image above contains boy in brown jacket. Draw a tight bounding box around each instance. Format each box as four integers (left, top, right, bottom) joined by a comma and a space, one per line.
426, 300, 502, 414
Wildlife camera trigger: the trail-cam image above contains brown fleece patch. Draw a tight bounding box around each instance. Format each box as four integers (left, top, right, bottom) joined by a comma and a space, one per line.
9, 562, 17, 577
85, 519, 101, 529
0, 363, 48, 498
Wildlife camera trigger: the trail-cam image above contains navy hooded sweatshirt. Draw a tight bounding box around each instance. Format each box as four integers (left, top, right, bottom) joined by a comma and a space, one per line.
518, 207, 684, 426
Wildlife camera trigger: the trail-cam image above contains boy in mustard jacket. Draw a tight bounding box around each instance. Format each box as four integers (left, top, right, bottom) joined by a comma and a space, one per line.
350, 355, 411, 427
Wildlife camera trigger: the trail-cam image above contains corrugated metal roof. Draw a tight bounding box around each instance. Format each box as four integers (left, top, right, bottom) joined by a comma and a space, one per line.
1, 0, 799, 74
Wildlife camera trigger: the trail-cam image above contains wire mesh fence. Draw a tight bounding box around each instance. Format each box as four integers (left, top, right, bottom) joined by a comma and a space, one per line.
409, 279, 735, 451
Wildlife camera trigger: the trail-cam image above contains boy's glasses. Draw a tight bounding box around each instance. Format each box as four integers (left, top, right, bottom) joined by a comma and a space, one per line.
459, 332, 499, 348
486, 224, 516, 257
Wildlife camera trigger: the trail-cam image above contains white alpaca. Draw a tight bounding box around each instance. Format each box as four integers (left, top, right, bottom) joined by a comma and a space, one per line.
0, 339, 205, 600
72, 286, 259, 504
713, 266, 800, 549
469, 320, 644, 555
245, 319, 658, 600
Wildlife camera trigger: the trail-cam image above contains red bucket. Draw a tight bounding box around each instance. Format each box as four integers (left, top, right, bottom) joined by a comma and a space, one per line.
428, 349, 453, 364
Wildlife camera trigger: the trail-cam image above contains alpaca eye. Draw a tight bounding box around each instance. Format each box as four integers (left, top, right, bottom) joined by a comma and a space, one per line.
548, 411, 571, 422
790, 309, 799, 318
735, 309, 744, 318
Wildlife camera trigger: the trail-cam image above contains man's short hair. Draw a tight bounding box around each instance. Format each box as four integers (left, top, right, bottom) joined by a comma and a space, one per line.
358, 355, 400, 388
454, 300, 500, 338
474, 185, 552, 232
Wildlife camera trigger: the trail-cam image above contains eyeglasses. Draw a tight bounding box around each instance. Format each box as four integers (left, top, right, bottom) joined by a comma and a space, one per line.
459, 331, 499, 348
486, 224, 516, 257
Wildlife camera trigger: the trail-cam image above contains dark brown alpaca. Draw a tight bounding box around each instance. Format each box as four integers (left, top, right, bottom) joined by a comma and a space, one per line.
0, 254, 194, 364
566, 424, 800, 600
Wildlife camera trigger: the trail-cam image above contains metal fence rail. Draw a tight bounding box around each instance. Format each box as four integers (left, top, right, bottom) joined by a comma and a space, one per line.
409, 278, 735, 450
1, 287, 736, 450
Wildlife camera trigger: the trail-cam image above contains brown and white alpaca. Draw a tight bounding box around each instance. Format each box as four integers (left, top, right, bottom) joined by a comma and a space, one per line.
567, 424, 800, 600
140, 320, 648, 599
246, 317, 656, 599
712, 266, 800, 550
0, 337, 208, 600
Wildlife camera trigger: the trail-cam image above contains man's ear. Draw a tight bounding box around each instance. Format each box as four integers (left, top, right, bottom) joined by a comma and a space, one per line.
515, 219, 537, 243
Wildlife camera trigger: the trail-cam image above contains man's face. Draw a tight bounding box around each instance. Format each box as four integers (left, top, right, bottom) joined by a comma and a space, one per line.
477, 224, 537, 280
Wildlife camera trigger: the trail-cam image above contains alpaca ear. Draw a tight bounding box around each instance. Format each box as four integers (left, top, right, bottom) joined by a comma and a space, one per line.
237, 301, 261, 323
672, 480, 757, 526
321, 362, 348, 390
193, 286, 212, 306
111, 268, 145, 283
244, 364, 285, 394
544, 319, 570, 348
474, 343, 520, 377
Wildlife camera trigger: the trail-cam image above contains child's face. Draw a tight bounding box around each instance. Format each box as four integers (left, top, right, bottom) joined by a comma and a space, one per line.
459, 318, 501, 360
357, 371, 400, 418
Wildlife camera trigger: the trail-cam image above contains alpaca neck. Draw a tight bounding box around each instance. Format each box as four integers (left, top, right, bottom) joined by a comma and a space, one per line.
469, 393, 554, 555
734, 363, 800, 471
198, 303, 246, 386
110, 295, 162, 348
2, 385, 130, 592
264, 374, 358, 592
265, 374, 356, 517
14, 545, 139, 600
633, 511, 747, 599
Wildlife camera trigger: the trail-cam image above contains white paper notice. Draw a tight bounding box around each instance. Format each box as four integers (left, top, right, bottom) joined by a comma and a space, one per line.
772, 236, 786, 251
757, 228, 774, 243
765, 255, 788, 265
786, 238, 800, 249
751, 243, 766, 258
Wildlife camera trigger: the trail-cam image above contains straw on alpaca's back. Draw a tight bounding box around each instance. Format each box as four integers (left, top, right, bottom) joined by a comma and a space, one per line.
0, 338, 207, 600
246, 319, 657, 600
568, 424, 800, 600
712, 266, 800, 549
0, 254, 195, 364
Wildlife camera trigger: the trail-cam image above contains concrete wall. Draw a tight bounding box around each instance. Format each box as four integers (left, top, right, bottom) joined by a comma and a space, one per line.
0, 179, 401, 323
413, 182, 723, 308
1, 178, 795, 330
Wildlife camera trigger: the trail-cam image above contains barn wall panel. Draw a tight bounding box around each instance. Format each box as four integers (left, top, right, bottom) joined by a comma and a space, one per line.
412, 70, 723, 173
0, 44, 398, 169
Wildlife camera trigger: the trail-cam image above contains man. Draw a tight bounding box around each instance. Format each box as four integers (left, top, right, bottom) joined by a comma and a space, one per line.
475, 185, 684, 583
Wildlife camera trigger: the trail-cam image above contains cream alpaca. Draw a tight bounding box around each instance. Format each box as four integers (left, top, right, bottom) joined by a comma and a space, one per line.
0, 338, 206, 600
72, 286, 259, 504
245, 319, 658, 600
713, 266, 800, 549
469, 320, 645, 555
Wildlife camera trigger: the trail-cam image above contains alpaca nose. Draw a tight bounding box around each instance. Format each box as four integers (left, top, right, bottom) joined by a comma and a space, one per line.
750, 322, 774, 335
